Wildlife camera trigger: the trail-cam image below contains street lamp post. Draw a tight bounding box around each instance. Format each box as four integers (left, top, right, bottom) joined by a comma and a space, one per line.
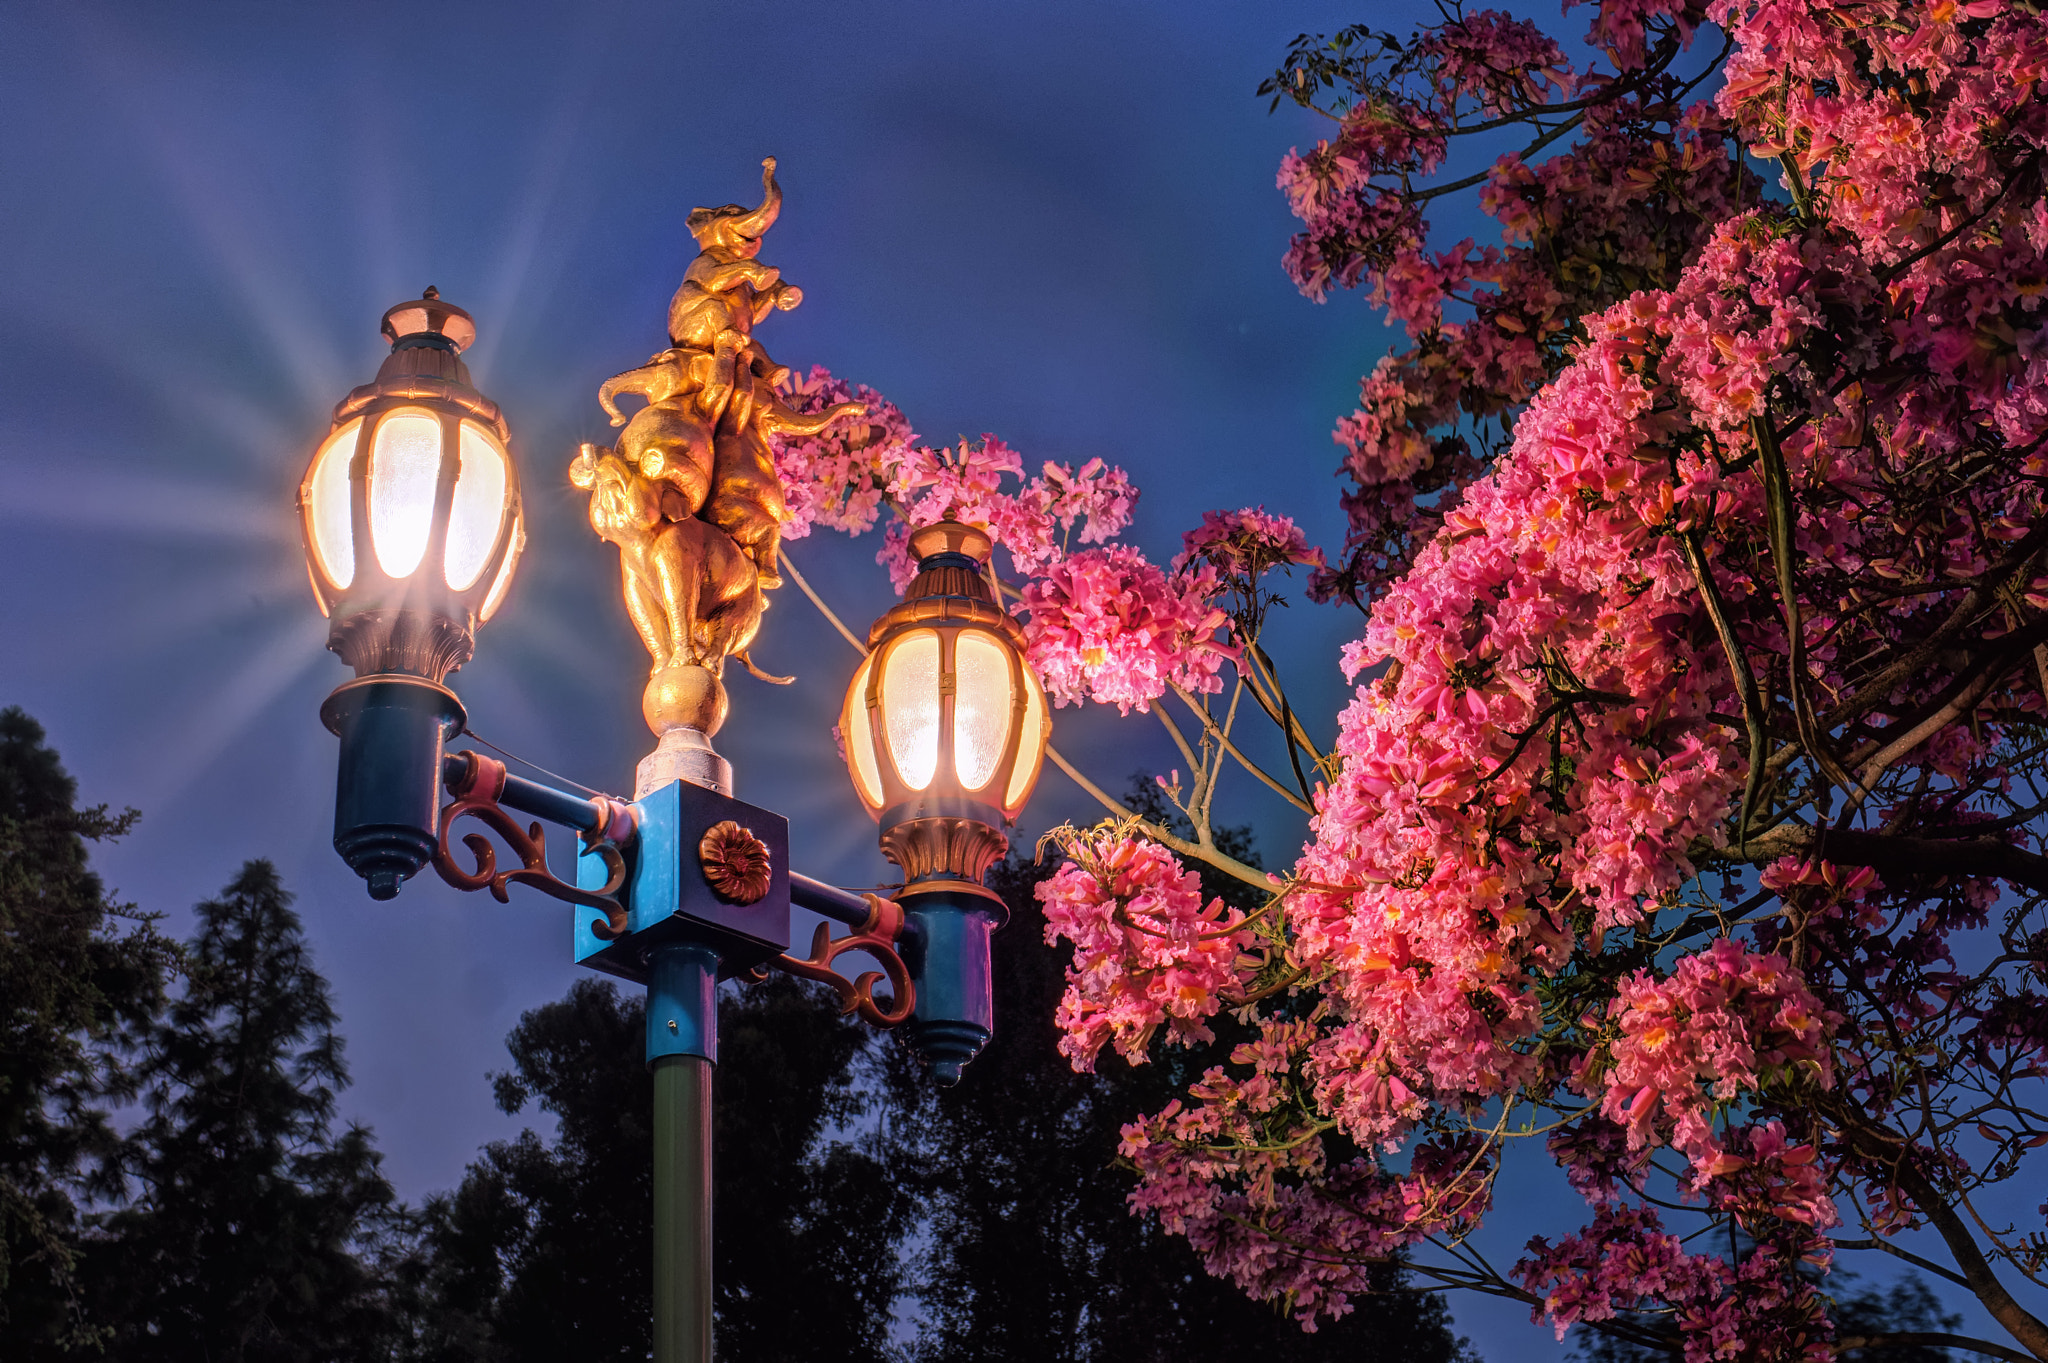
296, 168, 1049, 1363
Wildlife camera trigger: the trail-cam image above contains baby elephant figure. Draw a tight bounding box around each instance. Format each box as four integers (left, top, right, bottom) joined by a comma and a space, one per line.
667, 157, 805, 433
569, 444, 766, 678
597, 158, 868, 592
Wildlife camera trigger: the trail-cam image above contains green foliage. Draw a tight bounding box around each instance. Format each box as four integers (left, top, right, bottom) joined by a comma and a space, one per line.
881, 784, 1480, 1362
89, 860, 398, 1361
400, 973, 909, 1362
0, 708, 171, 1357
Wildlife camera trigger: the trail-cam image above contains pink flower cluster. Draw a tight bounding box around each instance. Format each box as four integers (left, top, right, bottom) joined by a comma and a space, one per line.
770, 375, 1271, 731
1037, 832, 1253, 1067
1277, 104, 1438, 306
1716, 0, 2048, 265
1593, 939, 1839, 1215
1174, 506, 1324, 577
1568, 0, 1708, 71
770, 366, 917, 539
1079, 0, 2048, 1346
768, 367, 1136, 589
1281, 327, 1748, 1142
1312, 90, 1752, 603
1019, 547, 1232, 714
1116, 1064, 1495, 1330
1517, 1205, 1833, 1362
1416, 10, 1573, 116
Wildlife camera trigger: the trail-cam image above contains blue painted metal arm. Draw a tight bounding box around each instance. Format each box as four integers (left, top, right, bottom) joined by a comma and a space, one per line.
789, 872, 874, 927
442, 752, 616, 837
436, 757, 879, 936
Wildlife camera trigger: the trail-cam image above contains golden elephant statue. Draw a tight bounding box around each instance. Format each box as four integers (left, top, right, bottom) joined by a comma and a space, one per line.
569, 444, 768, 679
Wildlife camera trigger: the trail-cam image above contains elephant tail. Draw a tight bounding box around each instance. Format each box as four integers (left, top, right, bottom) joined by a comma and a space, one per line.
734, 649, 794, 685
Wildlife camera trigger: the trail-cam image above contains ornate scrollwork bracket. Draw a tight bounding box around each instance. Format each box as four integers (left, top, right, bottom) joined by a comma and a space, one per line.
765, 893, 915, 1028
432, 752, 633, 940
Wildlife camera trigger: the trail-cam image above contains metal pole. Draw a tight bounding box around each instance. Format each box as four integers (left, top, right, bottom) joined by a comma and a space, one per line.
652, 1053, 713, 1363
647, 941, 719, 1363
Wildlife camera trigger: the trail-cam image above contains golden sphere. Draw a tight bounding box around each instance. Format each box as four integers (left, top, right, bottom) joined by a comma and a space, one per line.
643, 663, 727, 736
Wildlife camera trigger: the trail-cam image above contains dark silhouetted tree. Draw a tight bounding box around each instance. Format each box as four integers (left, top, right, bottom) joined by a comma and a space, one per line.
1572, 1271, 1970, 1362
0, 707, 170, 1358
402, 972, 910, 1362
91, 860, 398, 1361
396, 976, 652, 1362
881, 777, 1478, 1362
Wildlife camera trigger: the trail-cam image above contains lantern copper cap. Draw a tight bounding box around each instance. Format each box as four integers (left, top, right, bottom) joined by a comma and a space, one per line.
336, 289, 503, 431
374, 288, 480, 390
867, 520, 1020, 651
381, 286, 477, 352
907, 520, 992, 565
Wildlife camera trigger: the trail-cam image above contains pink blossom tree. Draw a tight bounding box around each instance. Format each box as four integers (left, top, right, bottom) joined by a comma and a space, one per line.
769, 2, 2048, 1356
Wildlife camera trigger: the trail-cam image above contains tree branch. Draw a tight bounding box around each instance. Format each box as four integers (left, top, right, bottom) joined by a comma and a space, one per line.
1831, 1238, 1971, 1290
1840, 613, 2048, 794
1722, 827, 2048, 896
1042, 744, 1272, 891
1680, 525, 1771, 846
778, 547, 869, 656
1821, 525, 2048, 735
1881, 1146, 2048, 1358
1838, 1334, 2037, 1363
1166, 683, 1315, 814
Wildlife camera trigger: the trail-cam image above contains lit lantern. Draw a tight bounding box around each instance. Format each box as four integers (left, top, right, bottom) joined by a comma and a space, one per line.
301, 289, 525, 901
840, 521, 1051, 1080
299, 288, 524, 676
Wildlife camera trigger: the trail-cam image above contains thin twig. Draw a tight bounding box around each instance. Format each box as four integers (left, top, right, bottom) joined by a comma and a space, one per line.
1167, 683, 1315, 814
1679, 525, 1770, 849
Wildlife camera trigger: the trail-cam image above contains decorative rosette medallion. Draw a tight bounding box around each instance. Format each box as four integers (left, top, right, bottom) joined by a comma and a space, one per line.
699, 820, 772, 904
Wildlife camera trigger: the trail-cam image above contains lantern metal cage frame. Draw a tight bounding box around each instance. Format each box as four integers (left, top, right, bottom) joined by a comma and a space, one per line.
840, 521, 1051, 896
297, 288, 525, 684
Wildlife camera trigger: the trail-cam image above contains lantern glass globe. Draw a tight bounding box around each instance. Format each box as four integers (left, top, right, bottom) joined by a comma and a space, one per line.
882, 630, 944, 789
953, 632, 1015, 790
305, 418, 361, 593
300, 409, 517, 614
837, 520, 1053, 829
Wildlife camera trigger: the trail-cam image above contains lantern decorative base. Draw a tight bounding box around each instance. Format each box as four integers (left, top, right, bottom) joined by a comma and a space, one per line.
879, 814, 1008, 888
895, 884, 1005, 1086
637, 727, 733, 799
320, 675, 467, 900
329, 606, 474, 683
907, 1019, 990, 1086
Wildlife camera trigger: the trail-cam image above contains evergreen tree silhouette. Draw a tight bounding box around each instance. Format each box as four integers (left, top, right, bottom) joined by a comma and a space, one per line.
0, 708, 171, 1358
92, 860, 397, 1360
